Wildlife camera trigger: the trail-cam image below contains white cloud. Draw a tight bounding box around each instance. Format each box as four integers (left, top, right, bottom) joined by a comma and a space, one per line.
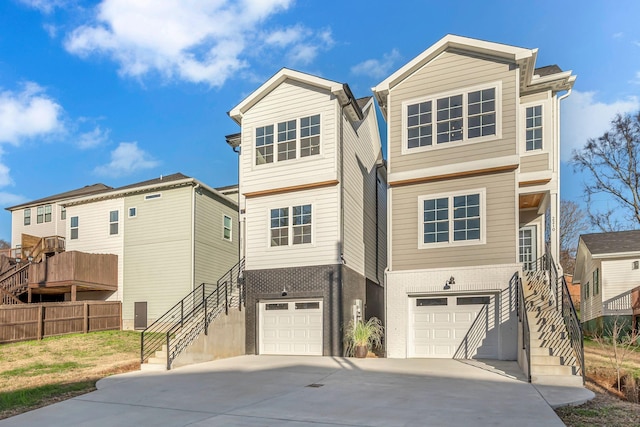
351, 49, 401, 80
0, 192, 27, 207
612, 32, 623, 38
94, 142, 159, 177
561, 90, 640, 161
77, 126, 110, 149
18, 0, 69, 14
0, 82, 63, 145
265, 25, 306, 47
64, 0, 297, 87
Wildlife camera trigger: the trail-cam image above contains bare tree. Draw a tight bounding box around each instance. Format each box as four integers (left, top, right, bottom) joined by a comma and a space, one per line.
593, 316, 637, 393
571, 111, 640, 231
0, 239, 9, 249
559, 200, 589, 274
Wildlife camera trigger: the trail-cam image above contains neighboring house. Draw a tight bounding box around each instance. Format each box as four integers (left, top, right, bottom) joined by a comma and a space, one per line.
565, 274, 581, 306
372, 35, 575, 359
6, 183, 113, 249
227, 68, 386, 356
574, 230, 640, 334
9, 173, 239, 330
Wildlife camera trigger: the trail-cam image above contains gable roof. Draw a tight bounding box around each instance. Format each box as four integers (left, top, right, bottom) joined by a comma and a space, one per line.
228, 68, 363, 125
372, 34, 576, 117
580, 230, 640, 256
6, 183, 113, 211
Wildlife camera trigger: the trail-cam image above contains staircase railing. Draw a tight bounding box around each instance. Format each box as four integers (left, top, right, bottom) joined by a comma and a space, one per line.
514, 272, 531, 382
0, 263, 30, 304
140, 258, 245, 369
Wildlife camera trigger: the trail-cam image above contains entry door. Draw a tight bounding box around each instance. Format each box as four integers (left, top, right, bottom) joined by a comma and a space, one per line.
519, 226, 537, 271
134, 302, 147, 329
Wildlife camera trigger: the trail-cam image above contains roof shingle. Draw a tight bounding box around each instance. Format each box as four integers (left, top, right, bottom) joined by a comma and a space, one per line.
581, 230, 640, 255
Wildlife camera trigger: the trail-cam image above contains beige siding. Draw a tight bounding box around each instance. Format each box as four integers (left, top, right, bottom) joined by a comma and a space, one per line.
391, 171, 517, 270
239, 79, 338, 195
580, 256, 602, 321
388, 51, 517, 175
66, 198, 124, 303
520, 153, 549, 174
123, 187, 193, 322
342, 104, 384, 281
193, 189, 239, 286
11, 203, 66, 247
245, 185, 339, 270
601, 258, 640, 315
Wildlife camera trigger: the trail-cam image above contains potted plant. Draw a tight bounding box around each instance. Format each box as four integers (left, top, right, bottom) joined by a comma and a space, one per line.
344, 317, 384, 358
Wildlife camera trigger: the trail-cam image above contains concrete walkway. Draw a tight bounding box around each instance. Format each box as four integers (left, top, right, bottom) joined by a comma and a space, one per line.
0, 356, 593, 426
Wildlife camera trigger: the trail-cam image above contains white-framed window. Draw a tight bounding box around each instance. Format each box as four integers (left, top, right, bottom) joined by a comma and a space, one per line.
128, 207, 137, 218
256, 114, 321, 165
109, 210, 119, 235
60, 207, 66, 220
144, 193, 161, 200
418, 189, 485, 249
525, 105, 543, 151
223, 215, 232, 241
633, 260, 639, 270
270, 204, 312, 247
70, 216, 79, 240
593, 268, 600, 295
44, 205, 52, 222
403, 83, 501, 153
37, 206, 44, 224
24, 209, 31, 226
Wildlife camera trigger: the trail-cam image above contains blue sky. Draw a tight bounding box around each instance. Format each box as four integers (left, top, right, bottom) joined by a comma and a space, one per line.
0, 0, 639, 242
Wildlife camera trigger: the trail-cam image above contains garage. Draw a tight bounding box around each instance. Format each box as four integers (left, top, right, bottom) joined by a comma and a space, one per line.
259, 300, 323, 355
408, 294, 498, 359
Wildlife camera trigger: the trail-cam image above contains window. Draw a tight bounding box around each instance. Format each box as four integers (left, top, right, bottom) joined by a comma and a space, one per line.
43, 205, 52, 222
295, 302, 320, 310
109, 211, 119, 235
223, 215, 232, 241
37, 206, 44, 224
256, 115, 321, 165
419, 190, 483, 248
70, 216, 79, 240
405, 84, 499, 151
128, 207, 137, 218
270, 204, 312, 247
60, 207, 66, 220
300, 115, 320, 157
24, 209, 31, 226
593, 268, 600, 295
457, 296, 491, 305
416, 298, 448, 306
265, 303, 288, 310
633, 261, 639, 270
525, 105, 542, 151
584, 282, 590, 299
144, 193, 161, 200
256, 125, 274, 165
277, 120, 296, 161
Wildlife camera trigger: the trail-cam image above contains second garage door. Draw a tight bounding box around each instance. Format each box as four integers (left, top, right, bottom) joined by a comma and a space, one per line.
259, 300, 323, 356
408, 295, 498, 359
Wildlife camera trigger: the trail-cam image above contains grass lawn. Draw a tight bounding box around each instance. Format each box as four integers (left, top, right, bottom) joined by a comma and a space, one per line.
556, 339, 640, 426
0, 331, 140, 420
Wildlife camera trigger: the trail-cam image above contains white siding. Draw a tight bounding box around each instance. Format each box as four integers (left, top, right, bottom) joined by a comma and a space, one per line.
11, 203, 66, 247
239, 79, 338, 195
580, 256, 602, 322
245, 185, 340, 270
601, 258, 640, 315
66, 198, 124, 303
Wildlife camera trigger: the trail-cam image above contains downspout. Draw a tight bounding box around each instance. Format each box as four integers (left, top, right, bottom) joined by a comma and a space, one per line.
555, 88, 572, 269
233, 146, 242, 265
191, 183, 200, 291
339, 101, 346, 356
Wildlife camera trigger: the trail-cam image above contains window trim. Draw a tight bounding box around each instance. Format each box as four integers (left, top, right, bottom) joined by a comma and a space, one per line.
223, 214, 232, 242
60, 207, 66, 221
37, 206, 44, 224
519, 99, 550, 157
593, 268, 600, 295
401, 82, 502, 155
417, 188, 486, 249
267, 203, 314, 248
144, 193, 162, 201
109, 210, 119, 236
128, 207, 137, 218
254, 113, 323, 167
24, 209, 31, 226
70, 216, 79, 240
44, 205, 52, 223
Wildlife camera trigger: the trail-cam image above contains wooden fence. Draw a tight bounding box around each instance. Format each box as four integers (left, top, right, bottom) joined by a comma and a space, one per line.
0, 301, 121, 344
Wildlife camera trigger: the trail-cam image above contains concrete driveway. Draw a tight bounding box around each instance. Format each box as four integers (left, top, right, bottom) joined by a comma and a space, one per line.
0, 356, 587, 426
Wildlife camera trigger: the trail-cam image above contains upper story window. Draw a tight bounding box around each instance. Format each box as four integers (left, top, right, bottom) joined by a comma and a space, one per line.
44, 205, 52, 222
24, 209, 31, 226
145, 193, 161, 200
61, 207, 66, 220
37, 206, 44, 224
270, 204, 312, 247
223, 215, 232, 241
525, 105, 543, 151
256, 115, 321, 165
404, 83, 500, 153
633, 260, 639, 270
128, 207, 137, 218
109, 210, 119, 235
593, 268, 600, 295
419, 189, 484, 249
70, 216, 79, 240
584, 281, 590, 299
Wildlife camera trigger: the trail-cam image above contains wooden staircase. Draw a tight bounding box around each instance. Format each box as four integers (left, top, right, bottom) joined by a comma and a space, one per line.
523, 270, 583, 386
0, 262, 30, 305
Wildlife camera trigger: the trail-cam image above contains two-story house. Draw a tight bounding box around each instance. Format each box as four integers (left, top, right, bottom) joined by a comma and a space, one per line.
227, 68, 386, 356
372, 35, 575, 360
575, 230, 640, 335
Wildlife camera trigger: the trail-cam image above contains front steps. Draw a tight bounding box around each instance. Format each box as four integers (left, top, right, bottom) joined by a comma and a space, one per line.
523, 271, 583, 387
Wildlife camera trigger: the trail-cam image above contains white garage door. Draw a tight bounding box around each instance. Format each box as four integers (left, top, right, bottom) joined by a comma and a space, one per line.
259, 300, 323, 356
408, 295, 498, 359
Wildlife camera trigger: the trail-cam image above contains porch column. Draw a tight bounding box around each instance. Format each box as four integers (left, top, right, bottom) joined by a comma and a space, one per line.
71, 285, 77, 302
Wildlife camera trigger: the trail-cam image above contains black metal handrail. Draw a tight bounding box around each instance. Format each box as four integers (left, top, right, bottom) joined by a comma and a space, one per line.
514, 272, 531, 382
140, 258, 245, 368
